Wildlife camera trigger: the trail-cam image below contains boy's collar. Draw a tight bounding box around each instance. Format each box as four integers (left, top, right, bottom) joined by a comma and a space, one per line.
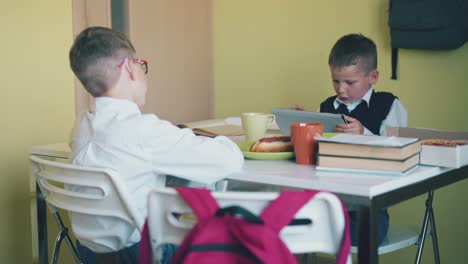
91, 97, 141, 114
360, 88, 374, 106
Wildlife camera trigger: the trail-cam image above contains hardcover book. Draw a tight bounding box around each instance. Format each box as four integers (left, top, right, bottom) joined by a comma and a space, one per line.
316, 134, 421, 174
317, 153, 420, 174
318, 134, 421, 160
318, 138, 421, 160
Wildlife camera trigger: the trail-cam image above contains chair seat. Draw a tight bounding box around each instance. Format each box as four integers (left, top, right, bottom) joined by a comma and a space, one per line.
351, 224, 419, 255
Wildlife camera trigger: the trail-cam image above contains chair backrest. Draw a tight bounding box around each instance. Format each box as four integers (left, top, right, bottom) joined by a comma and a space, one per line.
146, 187, 352, 263
29, 155, 145, 252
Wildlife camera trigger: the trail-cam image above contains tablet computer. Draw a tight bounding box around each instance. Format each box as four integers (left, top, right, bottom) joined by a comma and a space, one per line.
272, 108, 346, 135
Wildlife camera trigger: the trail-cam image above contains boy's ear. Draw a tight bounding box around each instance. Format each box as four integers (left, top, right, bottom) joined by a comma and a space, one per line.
124, 60, 137, 81
369, 69, 379, 85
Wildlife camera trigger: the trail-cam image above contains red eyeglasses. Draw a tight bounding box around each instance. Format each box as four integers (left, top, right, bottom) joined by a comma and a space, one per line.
117, 58, 149, 75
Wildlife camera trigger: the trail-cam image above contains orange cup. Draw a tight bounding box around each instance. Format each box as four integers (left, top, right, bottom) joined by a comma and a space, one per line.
290, 122, 323, 165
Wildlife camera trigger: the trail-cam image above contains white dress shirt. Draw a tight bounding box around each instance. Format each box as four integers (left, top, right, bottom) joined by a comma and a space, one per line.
69, 97, 244, 252
332, 88, 408, 135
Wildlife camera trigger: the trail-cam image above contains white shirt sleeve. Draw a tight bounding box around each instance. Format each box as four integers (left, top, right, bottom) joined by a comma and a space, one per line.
144, 118, 244, 184
363, 99, 408, 136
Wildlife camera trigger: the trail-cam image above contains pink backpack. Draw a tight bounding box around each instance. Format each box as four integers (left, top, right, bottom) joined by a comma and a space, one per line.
140, 187, 350, 264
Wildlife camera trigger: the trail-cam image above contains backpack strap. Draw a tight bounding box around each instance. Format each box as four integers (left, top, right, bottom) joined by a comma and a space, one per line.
175, 187, 220, 221
260, 190, 320, 233
260, 190, 351, 264
139, 220, 152, 264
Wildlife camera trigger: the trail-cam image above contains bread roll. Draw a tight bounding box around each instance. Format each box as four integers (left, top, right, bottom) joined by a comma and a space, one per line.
250, 136, 293, 152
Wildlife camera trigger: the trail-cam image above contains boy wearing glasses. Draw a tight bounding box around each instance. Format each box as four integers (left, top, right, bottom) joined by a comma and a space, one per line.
69, 27, 243, 263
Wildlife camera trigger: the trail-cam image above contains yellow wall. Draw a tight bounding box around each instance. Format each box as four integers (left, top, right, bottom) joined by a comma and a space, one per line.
1, 0, 467, 263
214, 0, 468, 263
0, 1, 74, 262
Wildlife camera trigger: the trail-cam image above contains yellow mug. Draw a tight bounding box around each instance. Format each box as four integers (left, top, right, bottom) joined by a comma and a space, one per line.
241, 113, 276, 142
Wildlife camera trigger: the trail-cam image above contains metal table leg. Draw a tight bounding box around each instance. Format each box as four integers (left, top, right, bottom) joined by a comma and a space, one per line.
415, 190, 440, 264
357, 205, 379, 264
36, 183, 48, 264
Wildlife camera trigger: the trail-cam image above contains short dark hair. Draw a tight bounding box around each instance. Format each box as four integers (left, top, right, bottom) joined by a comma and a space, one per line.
328, 33, 377, 74
69, 27, 136, 97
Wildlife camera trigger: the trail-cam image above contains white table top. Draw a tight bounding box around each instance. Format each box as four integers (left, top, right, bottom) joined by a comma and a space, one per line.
229, 159, 443, 198
29, 142, 448, 199
29, 143, 70, 159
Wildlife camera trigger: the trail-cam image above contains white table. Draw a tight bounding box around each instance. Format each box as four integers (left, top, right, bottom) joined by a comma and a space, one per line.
30, 143, 468, 264
229, 160, 458, 264
230, 159, 443, 198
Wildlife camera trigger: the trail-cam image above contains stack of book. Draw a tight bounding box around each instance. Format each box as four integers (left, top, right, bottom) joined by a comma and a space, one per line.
316, 134, 421, 174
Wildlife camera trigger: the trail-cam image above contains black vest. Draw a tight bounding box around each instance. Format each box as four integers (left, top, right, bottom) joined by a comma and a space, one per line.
320, 91, 397, 135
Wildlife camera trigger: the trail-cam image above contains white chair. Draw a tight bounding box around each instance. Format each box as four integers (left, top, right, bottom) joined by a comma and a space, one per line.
146, 187, 352, 263
29, 155, 145, 263
226, 180, 437, 263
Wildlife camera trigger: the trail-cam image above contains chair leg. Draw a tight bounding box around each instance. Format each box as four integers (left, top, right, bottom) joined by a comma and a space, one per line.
63, 232, 83, 263
37, 183, 49, 264
51, 227, 67, 264
414, 190, 440, 264
51, 211, 83, 264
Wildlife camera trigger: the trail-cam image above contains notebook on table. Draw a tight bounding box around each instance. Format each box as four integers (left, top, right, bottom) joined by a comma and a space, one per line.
177, 119, 244, 137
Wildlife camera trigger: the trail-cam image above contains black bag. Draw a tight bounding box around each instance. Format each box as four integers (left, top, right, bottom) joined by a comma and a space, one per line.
389, 0, 468, 79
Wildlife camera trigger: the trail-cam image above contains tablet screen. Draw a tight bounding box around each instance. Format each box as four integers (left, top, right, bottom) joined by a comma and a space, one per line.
272, 108, 345, 135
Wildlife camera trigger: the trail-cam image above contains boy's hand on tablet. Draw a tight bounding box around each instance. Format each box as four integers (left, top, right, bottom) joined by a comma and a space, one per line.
290, 104, 305, 111
335, 115, 364, 134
